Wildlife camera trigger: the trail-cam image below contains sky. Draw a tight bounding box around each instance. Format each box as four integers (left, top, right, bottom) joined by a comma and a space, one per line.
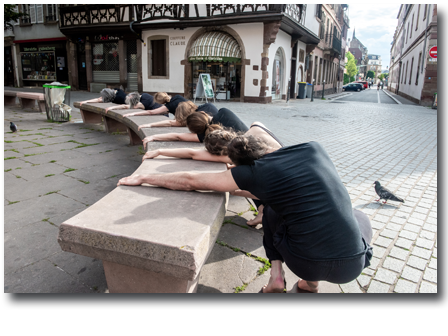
346, 3, 403, 72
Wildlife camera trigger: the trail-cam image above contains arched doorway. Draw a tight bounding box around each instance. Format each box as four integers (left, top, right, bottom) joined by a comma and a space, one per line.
271, 48, 284, 100
187, 31, 242, 101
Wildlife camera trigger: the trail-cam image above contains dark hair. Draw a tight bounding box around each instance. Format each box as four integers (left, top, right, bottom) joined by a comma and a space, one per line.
227, 135, 269, 166
204, 129, 237, 156
186, 111, 222, 135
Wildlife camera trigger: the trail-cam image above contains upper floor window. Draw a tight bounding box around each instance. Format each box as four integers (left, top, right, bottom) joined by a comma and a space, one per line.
423, 4, 428, 21
20, 4, 44, 25
20, 5, 31, 25
316, 4, 322, 20
46, 4, 58, 23
410, 14, 414, 38
416, 5, 420, 30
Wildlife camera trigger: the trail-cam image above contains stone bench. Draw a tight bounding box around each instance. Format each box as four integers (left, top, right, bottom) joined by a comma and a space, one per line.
16, 92, 45, 112
58, 102, 227, 293
4, 90, 17, 106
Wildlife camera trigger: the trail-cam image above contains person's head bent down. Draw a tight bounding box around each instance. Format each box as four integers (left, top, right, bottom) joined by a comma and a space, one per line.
175, 101, 199, 126
154, 92, 171, 104
125, 92, 141, 109
187, 111, 222, 136
100, 88, 116, 103
204, 129, 238, 156
227, 134, 270, 166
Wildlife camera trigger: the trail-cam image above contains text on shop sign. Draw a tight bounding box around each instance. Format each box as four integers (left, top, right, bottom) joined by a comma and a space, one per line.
170, 36, 185, 46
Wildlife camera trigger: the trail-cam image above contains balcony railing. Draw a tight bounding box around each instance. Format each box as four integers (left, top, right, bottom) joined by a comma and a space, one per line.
325, 34, 342, 56
59, 4, 307, 29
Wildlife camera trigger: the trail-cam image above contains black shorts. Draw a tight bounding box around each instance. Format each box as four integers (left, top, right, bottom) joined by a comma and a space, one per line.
263, 206, 373, 284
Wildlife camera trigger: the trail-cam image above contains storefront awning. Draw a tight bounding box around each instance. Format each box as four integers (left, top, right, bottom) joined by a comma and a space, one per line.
188, 31, 241, 63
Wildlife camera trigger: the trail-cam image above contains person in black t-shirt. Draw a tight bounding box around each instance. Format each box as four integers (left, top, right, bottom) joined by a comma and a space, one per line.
118, 136, 373, 294
141, 107, 248, 147
123, 92, 187, 118
137, 101, 219, 129
79, 88, 127, 111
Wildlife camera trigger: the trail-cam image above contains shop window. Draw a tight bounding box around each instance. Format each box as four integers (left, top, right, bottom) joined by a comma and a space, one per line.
92, 42, 120, 83
148, 35, 169, 79
21, 51, 56, 81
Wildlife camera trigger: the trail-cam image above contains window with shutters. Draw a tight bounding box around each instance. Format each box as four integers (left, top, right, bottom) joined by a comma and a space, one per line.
36, 4, 44, 23
20, 5, 32, 25
45, 4, 58, 23
148, 36, 169, 79
415, 52, 422, 85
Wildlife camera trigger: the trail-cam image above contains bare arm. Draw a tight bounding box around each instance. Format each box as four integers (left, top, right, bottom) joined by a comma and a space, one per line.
142, 132, 200, 149
147, 106, 170, 115
138, 119, 182, 130
117, 170, 239, 192
105, 105, 129, 113
79, 97, 102, 106
230, 189, 259, 200
142, 148, 232, 163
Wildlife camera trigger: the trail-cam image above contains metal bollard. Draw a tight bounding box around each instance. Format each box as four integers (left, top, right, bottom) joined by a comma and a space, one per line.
322, 80, 325, 99
311, 79, 315, 102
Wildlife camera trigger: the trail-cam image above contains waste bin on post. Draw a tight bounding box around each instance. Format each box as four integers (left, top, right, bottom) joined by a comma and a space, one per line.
297, 82, 307, 99
306, 83, 312, 98
43, 82, 71, 122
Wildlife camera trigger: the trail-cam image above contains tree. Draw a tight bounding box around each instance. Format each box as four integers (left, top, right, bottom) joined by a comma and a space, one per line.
378, 73, 386, 81
366, 70, 375, 79
345, 51, 358, 81
4, 5, 28, 29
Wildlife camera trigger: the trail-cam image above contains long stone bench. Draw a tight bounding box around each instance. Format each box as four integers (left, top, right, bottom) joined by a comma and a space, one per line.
16, 92, 46, 112
58, 102, 227, 293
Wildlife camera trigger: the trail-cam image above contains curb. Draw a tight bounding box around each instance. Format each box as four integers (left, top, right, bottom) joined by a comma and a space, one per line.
382, 89, 402, 105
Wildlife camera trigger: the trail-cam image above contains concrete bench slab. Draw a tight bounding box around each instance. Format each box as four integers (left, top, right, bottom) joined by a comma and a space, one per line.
58, 158, 227, 293
16, 92, 45, 112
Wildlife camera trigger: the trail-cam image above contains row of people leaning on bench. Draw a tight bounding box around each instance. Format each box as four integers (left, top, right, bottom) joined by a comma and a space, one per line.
81, 88, 374, 293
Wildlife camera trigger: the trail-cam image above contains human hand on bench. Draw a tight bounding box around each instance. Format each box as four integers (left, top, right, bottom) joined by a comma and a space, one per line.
142, 136, 155, 148
138, 124, 152, 131
142, 150, 159, 161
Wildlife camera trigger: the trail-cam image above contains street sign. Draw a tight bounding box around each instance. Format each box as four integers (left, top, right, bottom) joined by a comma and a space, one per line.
429, 46, 437, 59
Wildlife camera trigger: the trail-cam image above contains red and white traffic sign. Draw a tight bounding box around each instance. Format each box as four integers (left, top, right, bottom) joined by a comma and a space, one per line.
429, 46, 437, 59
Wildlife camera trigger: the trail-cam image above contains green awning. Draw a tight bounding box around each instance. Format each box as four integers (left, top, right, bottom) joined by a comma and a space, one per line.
188, 31, 241, 63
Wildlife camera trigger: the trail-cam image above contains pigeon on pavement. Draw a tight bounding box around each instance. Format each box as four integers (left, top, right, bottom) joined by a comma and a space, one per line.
373, 181, 404, 204
10, 122, 17, 133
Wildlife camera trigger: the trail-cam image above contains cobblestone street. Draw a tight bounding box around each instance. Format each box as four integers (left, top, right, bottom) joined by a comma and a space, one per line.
4, 92, 437, 294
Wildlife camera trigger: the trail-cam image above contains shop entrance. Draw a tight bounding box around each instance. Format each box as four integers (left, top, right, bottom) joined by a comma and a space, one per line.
271, 48, 284, 100
188, 31, 242, 101
77, 43, 88, 90
4, 47, 14, 87
191, 61, 241, 100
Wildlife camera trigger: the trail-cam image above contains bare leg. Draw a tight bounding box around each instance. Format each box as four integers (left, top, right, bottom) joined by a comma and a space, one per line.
260, 260, 285, 293
247, 204, 264, 227
298, 279, 319, 293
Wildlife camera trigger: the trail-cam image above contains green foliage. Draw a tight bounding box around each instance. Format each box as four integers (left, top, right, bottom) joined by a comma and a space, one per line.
4, 5, 28, 29
345, 51, 358, 79
366, 71, 375, 79
378, 73, 386, 81
63, 168, 76, 173
234, 283, 248, 293
45, 174, 55, 177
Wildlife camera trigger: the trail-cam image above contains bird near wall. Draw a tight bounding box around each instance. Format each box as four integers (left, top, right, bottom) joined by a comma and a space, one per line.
10, 122, 17, 133
373, 181, 405, 204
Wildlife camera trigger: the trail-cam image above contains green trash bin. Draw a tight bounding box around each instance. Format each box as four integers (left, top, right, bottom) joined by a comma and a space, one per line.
43, 82, 71, 122
297, 82, 307, 99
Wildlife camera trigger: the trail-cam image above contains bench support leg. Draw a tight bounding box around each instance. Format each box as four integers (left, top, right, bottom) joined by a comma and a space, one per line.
37, 100, 46, 113
5, 96, 17, 106
103, 116, 128, 134
103, 260, 199, 293
80, 109, 103, 124
20, 98, 39, 111
127, 128, 143, 146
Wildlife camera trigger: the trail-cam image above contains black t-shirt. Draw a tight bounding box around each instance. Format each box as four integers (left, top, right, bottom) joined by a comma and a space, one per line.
140, 93, 163, 110
113, 88, 127, 105
230, 141, 366, 260
164, 95, 187, 115
197, 108, 249, 142
197, 103, 219, 117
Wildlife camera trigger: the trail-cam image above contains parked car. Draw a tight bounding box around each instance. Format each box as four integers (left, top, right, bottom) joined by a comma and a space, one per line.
342, 83, 363, 92
355, 81, 368, 89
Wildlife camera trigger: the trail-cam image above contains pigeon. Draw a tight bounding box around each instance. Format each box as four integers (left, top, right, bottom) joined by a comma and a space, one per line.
10, 122, 17, 133
373, 181, 404, 204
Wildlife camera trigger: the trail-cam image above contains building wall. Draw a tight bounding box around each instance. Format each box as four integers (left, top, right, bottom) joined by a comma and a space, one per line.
304, 4, 320, 37
268, 29, 292, 99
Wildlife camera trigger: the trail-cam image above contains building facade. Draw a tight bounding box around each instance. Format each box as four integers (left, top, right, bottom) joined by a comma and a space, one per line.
349, 29, 368, 80
367, 54, 382, 80
5, 5, 69, 88
388, 4, 437, 106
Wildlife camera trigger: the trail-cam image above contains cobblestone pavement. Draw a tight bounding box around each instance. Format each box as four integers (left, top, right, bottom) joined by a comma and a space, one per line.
3, 90, 437, 294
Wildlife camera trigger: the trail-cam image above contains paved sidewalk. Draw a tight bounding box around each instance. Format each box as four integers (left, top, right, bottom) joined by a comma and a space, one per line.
3, 89, 437, 293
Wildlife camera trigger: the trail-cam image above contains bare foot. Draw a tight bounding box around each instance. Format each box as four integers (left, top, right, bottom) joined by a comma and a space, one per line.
247, 212, 263, 226
297, 279, 319, 293
261, 261, 285, 293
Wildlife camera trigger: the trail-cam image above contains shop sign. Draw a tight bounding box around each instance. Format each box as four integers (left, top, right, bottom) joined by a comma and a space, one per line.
93, 59, 104, 65
94, 34, 120, 41
39, 46, 56, 51
170, 36, 186, 46
189, 56, 241, 63
23, 47, 38, 52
